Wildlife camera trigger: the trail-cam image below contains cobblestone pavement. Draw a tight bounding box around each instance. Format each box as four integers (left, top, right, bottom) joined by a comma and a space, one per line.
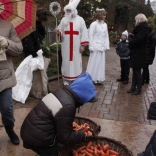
1, 47, 156, 156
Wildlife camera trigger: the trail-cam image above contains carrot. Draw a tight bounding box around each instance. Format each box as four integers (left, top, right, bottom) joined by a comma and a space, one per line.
86, 141, 93, 149
80, 149, 85, 154
73, 150, 78, 156
110, 155, 117, 156
90, 146, 94, 150
76, 146, 86, 153
103, 144, 110, 152
106, 149, 110, 155
94, 147, 98, 155
110, 150, 119, 156
86, 148, 93, 154
85, 150, 93, 156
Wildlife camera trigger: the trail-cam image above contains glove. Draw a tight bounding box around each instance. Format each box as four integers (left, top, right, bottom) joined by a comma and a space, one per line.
0, 36, 8, 48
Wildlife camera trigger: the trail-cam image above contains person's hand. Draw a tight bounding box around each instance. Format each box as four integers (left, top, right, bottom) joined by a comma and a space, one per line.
0, 36, 8, 49
54, 28, 60, 35
80, 45, 85, 53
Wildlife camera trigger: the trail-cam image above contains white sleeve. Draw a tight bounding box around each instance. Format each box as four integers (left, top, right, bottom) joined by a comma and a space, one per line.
105, 24, 110, 50
89, 22, 95, 51
80, 18, 89, 45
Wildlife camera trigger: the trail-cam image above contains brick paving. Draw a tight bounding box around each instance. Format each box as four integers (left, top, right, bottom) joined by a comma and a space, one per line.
13, 46, 156, 125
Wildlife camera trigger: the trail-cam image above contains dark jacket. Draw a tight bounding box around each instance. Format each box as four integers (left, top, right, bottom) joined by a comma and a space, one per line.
20, 86, 86, 150
129, 22, 149, 68
116, 40, 130, 58
146, 30, 156, 65
22, 21, 46, 58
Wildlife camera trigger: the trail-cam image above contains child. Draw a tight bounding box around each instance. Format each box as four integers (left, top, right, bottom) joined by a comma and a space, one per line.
116, 30, 130, 84
20, 72, 98, 156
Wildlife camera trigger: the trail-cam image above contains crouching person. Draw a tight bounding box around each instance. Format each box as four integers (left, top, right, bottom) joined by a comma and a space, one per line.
20, 72, 97, 156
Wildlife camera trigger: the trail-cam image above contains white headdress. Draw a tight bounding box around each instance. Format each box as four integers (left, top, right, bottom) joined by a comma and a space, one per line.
64, 0, 80, 11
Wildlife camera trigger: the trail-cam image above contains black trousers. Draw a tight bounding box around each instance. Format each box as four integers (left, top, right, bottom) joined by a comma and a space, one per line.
142, 64, 150, 83
131, 68, 142, 90
120, 59, 130, 81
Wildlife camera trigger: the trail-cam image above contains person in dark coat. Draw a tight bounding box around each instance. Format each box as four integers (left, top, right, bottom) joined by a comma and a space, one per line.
127, 13, 149, 95
20, 72, 97, 156
22, 8, 51, 58
142, 25, 156, 85
116, 30, 130, 84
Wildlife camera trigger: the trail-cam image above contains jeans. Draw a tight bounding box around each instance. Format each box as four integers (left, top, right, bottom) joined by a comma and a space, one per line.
0, 88, 15, 126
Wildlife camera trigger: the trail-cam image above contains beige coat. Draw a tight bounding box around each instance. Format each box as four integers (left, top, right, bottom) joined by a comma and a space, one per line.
0, 20, 23, 92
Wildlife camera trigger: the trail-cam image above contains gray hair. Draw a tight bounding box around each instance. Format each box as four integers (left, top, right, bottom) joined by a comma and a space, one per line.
135, 13, 148, 25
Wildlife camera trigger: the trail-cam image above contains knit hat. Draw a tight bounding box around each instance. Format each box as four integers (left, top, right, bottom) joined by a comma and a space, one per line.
69, 72, 96, 104
64, 0, 80, 11
122, 30, 128, 39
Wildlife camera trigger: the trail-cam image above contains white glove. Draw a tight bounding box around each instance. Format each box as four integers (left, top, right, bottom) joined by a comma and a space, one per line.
0, 36, 8, 48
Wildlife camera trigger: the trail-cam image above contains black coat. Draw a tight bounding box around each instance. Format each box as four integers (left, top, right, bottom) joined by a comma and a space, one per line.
146, 30, 156, 65
129, 22, 149, 68
22, 21, 46, 58
20, 86, 85, 150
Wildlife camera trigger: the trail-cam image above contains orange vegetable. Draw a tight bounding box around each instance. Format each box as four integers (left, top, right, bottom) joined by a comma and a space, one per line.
110, 150, 119, 156
94, 147, 98, 155
106, 149, 110, 155
103, 144, 109, 152
85, 150, 93, 156
86, 141, 93, 149
76, 146, 86, 153
73, 150, 78, 156
86, 148, 93, 154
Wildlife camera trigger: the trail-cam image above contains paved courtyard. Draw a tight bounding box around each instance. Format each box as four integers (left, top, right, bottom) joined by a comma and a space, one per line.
0, 47, 156, 156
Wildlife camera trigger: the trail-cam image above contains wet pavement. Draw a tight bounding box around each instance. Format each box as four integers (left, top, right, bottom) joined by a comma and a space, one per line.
1, 47, 156, 156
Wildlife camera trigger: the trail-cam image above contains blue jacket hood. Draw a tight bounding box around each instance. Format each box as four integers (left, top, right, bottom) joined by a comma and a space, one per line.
69, 72, 96, 104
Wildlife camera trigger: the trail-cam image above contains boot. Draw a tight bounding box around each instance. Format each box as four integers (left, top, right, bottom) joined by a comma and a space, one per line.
132, 85, 142, 95
5, 126, 20, 145
127, 87, 136, 93
131, 89, 141, 95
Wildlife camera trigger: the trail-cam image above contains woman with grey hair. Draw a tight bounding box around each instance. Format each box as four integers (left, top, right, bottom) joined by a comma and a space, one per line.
127, 13, 149, 95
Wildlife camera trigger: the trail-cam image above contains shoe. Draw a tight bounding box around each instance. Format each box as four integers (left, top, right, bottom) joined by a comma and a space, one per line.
5, 126, 20, 145
116, 78, 124, 82
89, 96, 98, 103
94, 81, 98, 84
132, 90, 141, 95
97, 81, 103, 84
123, 80, 128, 84
127, 88, 136, 93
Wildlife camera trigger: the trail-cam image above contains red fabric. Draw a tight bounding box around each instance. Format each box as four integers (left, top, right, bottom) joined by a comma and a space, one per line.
0, 0, 37, 39
63, 74, 81, 79
81, 41, 89, 45
65, 22, 79, 61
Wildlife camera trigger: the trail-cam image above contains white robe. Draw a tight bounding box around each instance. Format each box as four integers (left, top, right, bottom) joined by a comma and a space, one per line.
86, 20, 110, 82
58, 15, 89, 80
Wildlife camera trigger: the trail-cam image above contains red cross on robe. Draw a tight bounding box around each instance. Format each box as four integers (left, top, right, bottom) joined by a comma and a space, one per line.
65, 22, 79, 61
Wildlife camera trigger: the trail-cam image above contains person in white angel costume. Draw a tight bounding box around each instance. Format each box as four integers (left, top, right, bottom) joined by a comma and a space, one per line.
86, 8, 110, 84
